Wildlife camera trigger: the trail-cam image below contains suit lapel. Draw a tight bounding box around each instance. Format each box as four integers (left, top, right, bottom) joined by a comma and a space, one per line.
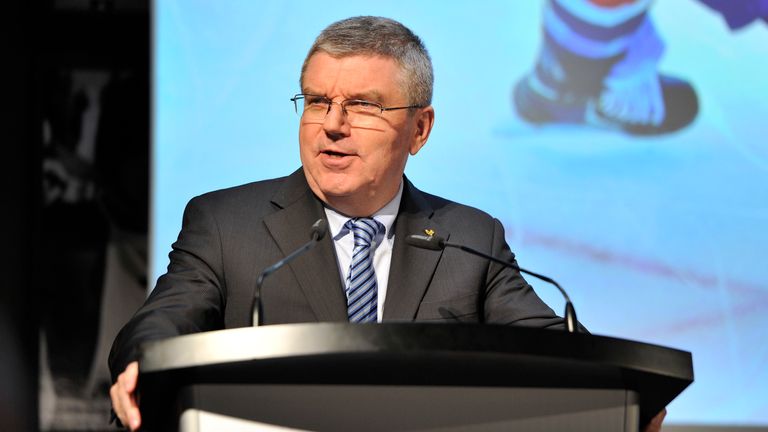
263, 169, 348, 322
383, 178, 450, 321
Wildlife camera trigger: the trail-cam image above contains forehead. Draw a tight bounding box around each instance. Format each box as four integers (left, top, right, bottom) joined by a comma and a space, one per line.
302, 52, 405, 100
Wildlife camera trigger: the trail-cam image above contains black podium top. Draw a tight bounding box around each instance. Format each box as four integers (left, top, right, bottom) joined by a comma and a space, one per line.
138, 323, 693, 428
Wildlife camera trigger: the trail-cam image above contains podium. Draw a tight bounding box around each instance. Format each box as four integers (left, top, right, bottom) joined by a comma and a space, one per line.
137, 323, 693, 431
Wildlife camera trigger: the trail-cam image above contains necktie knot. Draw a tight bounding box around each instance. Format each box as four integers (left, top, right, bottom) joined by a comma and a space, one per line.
345, 217, 382, 248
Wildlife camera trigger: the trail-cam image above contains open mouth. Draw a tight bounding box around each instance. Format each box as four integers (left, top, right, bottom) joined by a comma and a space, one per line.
321, 149, 351, 158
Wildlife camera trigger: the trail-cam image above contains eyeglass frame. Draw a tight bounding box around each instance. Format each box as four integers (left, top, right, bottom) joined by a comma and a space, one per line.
290, 93, 425, 119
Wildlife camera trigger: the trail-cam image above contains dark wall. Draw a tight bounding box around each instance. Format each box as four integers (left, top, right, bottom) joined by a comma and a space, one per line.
1, 1, 149, 430
2, 2, 40, 430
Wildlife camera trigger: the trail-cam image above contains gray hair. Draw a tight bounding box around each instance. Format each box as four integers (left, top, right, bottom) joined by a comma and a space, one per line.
300, 16, 433, 106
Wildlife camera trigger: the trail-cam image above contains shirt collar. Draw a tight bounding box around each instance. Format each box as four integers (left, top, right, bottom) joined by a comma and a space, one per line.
324, 181, 403, 241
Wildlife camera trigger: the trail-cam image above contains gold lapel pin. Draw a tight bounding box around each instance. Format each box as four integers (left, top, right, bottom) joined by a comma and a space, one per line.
424, 229, 435, 236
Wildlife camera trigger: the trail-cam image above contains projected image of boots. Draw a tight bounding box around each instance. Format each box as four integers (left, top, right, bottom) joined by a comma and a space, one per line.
513, 0, 698, 136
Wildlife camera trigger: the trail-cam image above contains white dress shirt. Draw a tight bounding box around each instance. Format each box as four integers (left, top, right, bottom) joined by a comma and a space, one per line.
323, 182, 403, 322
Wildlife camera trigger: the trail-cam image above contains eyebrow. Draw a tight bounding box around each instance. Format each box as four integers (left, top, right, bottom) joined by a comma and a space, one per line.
301, 88, 384, 102
347, 90, 384, 102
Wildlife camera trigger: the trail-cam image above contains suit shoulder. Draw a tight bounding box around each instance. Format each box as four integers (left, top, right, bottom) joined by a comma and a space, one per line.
187, 175, 288, 214
415, 190, 507, 252
420, 190, 498, 224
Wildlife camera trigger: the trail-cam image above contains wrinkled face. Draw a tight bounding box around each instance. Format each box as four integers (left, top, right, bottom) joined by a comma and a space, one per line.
299, 52, 433, 216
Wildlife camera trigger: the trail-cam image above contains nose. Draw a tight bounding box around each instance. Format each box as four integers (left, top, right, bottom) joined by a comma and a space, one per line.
322, 101, 351, 139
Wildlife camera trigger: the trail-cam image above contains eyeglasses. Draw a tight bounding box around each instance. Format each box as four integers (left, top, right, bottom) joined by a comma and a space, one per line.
290, 93, 424, 126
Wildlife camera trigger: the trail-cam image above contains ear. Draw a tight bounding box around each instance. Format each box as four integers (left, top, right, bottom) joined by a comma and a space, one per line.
409, 106, 435, 156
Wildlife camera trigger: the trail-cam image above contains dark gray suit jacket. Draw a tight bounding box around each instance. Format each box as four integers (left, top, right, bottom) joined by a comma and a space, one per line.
109, 169, 562, 379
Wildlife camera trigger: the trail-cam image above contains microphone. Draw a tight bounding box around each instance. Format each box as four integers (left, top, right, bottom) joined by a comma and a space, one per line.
405, 234, 579, 333
251, 219, 328, 326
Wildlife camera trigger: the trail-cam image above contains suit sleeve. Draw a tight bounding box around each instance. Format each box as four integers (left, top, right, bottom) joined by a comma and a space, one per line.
483, 219, 566, 329
108, 195, 226, 381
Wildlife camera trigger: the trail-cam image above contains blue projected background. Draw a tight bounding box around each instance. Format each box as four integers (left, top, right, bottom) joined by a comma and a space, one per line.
154, 1, 768, 426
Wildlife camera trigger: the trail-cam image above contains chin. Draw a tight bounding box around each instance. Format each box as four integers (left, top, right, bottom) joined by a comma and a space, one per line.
315, 173, 356, 193
320, 184, 357, 200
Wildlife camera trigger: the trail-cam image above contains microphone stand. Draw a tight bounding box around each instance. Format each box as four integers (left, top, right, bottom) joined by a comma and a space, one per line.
251, 219, 327, 326
406, 234, 579, 333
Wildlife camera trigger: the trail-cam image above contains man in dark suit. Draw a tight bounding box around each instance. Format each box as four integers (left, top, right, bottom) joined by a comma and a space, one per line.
111, 15, 668, 431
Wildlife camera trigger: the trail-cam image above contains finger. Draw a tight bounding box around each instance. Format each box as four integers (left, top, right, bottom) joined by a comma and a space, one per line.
109, 382, 126, 421
125, 392, 141, 431
116, 364, 142, 430
110, 382, 136, 430
123, 361, 139, 393
644, 408, 667, 432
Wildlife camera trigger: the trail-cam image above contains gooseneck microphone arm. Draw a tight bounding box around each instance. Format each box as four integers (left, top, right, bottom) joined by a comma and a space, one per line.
405, 234, 579, 333
251, 219, 328, 327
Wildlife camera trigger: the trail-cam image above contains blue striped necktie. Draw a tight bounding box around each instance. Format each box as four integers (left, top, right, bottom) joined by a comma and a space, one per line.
345, 218, 383, 323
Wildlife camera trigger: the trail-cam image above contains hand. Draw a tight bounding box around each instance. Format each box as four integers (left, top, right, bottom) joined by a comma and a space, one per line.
643, 408, 667, 432
109, 361, 142, 431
